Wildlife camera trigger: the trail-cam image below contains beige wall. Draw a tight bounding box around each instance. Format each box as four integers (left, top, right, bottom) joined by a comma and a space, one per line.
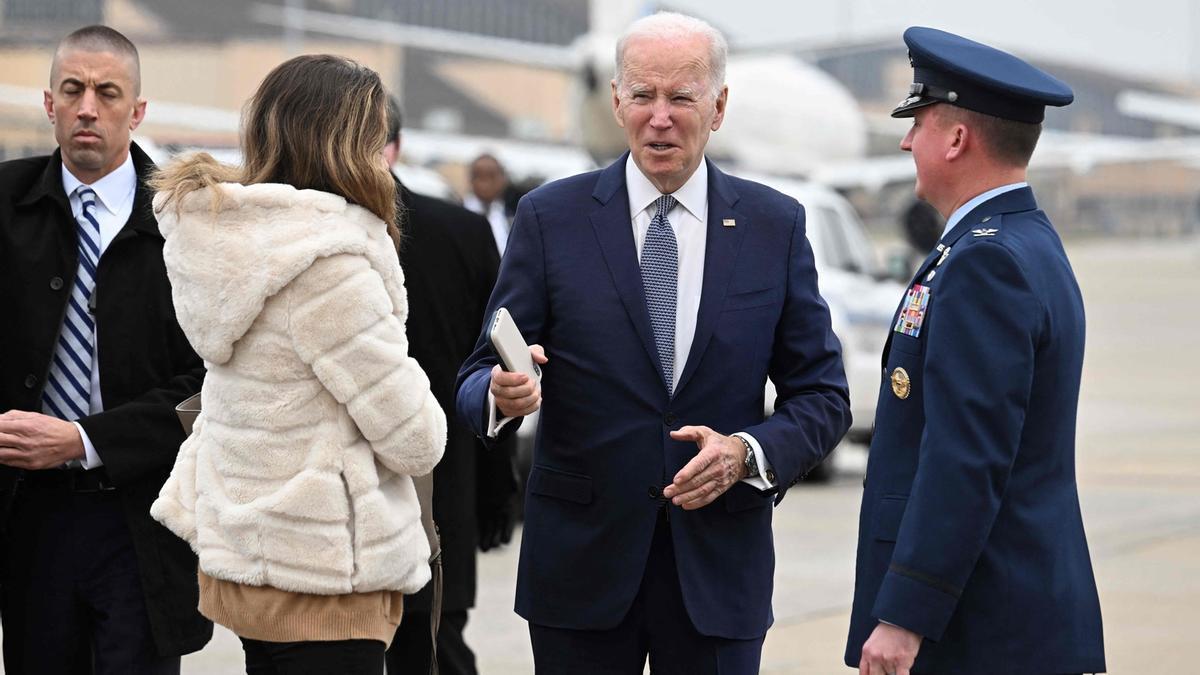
0, 40, 403, 152
139, 41, 402, 112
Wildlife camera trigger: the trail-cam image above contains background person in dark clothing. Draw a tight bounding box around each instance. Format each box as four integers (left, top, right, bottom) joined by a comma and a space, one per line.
0, 25, 210, 674
382, 96, 518, 675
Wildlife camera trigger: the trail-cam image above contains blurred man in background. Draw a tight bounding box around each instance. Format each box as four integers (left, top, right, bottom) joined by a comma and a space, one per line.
0, 25, 209, 673
382, 96, 518, 675
464, 152, 516, 256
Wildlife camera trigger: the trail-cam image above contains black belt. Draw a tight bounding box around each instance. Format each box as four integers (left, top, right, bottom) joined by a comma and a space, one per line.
19, 467, 116, 493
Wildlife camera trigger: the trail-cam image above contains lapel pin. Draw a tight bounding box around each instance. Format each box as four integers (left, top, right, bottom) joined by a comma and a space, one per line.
925, 269, 936, 282
722, 219, 736, 228
936, 246, 952, 266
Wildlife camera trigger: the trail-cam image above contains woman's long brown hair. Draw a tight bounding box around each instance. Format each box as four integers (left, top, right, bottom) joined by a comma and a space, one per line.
152, 55, 400, 249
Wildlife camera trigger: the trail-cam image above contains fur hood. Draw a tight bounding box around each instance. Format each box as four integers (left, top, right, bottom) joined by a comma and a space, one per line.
155, 183, 401, 365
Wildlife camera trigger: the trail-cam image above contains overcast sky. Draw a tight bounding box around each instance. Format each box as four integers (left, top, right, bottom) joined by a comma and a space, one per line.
673, 0, 1200, 86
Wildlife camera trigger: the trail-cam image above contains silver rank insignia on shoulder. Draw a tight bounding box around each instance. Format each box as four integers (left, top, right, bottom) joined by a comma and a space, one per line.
972, 227, 999, 237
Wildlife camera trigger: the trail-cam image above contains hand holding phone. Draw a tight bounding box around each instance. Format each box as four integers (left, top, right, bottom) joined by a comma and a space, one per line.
489, 308, 541, 382
488, 308, 547, 418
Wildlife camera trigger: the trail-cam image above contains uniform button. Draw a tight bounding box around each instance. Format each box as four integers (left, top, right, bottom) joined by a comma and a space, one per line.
765, 469, 777, 483
664, 412, 677, 426
23, 374, 38, 389
647, 486, 660, 499
49, 276, 64, 290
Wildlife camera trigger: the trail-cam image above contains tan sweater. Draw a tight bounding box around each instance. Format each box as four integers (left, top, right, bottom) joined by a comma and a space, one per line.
198, 571, 404, 646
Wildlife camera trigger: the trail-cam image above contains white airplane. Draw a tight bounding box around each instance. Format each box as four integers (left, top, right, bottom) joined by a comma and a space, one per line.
250, 0, 870, 178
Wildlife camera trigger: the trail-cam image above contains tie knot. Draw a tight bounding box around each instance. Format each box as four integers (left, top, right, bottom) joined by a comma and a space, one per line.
653, 195, 677, 219
77, 187, 97, 211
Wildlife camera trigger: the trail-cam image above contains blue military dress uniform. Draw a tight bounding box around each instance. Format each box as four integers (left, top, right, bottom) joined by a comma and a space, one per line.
845, 27, 1106, 674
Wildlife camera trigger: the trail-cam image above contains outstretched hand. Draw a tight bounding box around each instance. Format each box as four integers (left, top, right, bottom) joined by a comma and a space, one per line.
662, 425, 747, 510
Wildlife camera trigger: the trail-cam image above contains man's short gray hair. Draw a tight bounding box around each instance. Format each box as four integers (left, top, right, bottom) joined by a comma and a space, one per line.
52, 25, 142, 95
614, 11, 728, 98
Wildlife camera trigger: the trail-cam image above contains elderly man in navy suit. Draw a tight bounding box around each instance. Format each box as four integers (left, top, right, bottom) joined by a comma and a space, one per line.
846, 27, 1106, 675
456, 11, 850, 674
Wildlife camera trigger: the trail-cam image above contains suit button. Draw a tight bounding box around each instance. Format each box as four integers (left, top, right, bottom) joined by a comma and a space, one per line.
647, 486, 660, 499
23, 374, 38, 389
765, 469, 776, 483
664, 413, 677, 426
49, 276, 64, 290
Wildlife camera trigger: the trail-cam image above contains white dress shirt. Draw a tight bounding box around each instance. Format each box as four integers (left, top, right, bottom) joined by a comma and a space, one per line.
487, 156, 775, 491
60, 151, 138, 469
464, 194, 512, 256
941, 182, 1028, 239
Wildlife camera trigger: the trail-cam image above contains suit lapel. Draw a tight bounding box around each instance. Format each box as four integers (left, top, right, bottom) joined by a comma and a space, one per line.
675, 164, 744, 396
588, 155, 665, 384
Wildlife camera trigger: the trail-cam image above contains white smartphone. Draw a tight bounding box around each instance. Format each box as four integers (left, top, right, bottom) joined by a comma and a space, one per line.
489, 307, 541, 382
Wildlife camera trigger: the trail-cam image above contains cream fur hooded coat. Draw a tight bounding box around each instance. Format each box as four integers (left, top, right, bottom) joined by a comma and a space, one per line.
150, 182, 446, 596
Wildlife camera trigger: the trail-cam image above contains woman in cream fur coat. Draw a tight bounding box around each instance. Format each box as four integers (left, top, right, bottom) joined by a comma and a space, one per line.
150, 55, 445, 674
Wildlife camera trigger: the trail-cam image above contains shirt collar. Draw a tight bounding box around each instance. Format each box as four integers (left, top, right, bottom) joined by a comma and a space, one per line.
62, 151, 137, 216
942, 182, 1028, 238
626, 155, 708, 222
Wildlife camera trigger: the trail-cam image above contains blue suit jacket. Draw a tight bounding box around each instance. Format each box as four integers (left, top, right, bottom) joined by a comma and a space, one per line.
845, 187, 1105, 673
456, 155, 850, 638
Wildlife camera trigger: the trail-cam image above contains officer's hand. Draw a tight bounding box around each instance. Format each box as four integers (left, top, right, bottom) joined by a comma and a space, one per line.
490, 345, 548, 418
0, 410, 86, 469
663, 426, 747, 510
859, 622, 921, 675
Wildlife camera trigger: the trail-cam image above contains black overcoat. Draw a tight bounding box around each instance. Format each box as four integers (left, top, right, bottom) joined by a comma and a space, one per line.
396, 181, 516, 612
0, 144, 211, 656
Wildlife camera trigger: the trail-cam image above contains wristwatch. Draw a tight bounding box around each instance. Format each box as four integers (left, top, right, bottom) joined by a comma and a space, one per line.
737, 435, 759, 479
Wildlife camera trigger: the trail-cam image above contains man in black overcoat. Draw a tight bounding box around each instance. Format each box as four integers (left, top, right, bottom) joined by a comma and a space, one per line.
381, 97, 518, 675
0, 25, 209, 674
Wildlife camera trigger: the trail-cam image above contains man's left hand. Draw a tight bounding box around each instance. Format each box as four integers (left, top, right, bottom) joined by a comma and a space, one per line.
859, 622, 922, 675
0, 410, 85, 470
663, 426, 747, 510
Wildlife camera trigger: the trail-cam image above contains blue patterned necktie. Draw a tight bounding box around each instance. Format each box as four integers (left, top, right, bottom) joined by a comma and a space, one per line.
641, 194, 679, 395
42, 187, 100, 421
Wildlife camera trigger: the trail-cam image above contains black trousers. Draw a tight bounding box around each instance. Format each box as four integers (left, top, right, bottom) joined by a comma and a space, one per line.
0, 480, 178, 675
241, 638, 385, 675
386, 609, 476, 675
528, 509, 765, 675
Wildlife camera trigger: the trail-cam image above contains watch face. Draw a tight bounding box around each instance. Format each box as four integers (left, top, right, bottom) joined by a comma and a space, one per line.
744, 445, 758, 476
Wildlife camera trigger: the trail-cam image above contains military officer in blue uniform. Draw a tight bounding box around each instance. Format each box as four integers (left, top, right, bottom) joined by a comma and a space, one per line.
846, 27, 1106, 675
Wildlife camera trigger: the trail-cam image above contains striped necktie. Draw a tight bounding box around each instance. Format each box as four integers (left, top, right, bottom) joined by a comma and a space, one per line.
640, 194, 678, 395
42, 187, 100, 421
